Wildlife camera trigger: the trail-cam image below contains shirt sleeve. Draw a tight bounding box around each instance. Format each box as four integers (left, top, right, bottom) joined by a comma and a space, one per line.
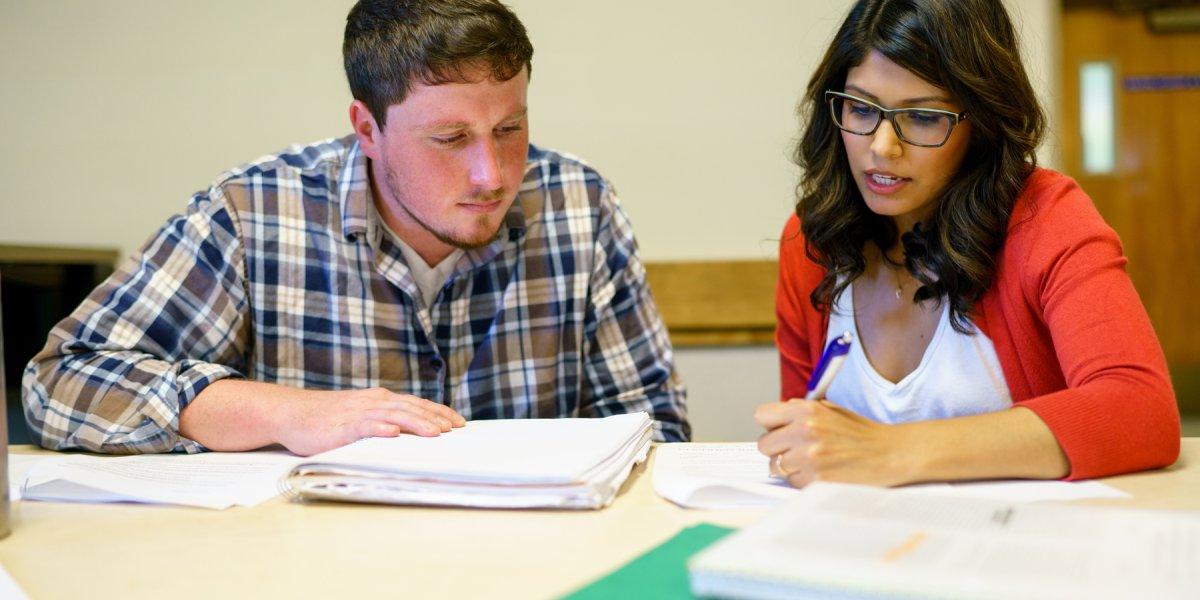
777, 215, 814, 400
21, 186, 251, 454
1014, 181, 1180, 479
578, 184, 691, 442
776, 214, 831, 400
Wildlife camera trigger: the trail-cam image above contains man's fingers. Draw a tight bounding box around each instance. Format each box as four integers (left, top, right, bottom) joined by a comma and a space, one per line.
428, 403, 466, 427
359, 408, 443, 436
354, 420, 402, 441
407, 403, 458, 431
361, 398, 456, 431
424, 401, 466, 427
389, 404, 454, 431
388, 394, 466, 427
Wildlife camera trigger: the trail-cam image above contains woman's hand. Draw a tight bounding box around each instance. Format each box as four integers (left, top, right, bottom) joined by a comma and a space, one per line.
755, 400, 919, 488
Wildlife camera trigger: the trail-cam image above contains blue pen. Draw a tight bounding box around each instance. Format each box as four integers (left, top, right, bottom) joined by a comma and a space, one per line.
802, 331, 854, 401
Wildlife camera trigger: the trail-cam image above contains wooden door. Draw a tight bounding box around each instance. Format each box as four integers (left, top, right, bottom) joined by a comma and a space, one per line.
1061, 7, 1200, 408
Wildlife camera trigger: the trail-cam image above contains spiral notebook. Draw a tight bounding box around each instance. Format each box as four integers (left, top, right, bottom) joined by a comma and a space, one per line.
688, 481, 1200, 599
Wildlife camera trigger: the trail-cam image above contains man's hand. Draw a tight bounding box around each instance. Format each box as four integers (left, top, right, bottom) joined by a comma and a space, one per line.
180, 380, 465, 455
272, 387, 466, 456
754, 399, 915, 488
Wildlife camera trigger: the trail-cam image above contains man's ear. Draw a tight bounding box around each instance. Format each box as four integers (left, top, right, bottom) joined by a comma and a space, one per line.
350, 100, 383, 160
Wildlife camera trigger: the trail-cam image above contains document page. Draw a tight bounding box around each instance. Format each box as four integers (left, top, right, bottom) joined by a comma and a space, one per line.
901, 478, 1130, 502
8, 454, 59, 501
0, 563, 30, 600
23, 451, 301, 509
652, 443, 797, 509
655, 443, 1129, 509
690, 482, 1200, 600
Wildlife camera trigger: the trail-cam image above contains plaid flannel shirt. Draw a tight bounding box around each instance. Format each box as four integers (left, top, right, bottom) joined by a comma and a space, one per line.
23, 136, 690, 453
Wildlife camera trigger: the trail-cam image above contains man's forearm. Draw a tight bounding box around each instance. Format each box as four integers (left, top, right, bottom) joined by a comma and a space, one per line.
179, 379, 291, 451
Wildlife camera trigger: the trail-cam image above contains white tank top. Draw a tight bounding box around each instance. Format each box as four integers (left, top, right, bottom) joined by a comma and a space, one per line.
823, 283, 1012, 424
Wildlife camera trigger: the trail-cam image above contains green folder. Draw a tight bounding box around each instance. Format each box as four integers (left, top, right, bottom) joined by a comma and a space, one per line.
560, 523, 736, 599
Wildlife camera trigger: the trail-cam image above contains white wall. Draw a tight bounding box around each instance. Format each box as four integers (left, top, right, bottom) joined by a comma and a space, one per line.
675, 346, 781, 442
0, 0, 1059, 441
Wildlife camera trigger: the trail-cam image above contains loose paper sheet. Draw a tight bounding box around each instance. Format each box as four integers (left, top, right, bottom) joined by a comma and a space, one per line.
8, 454, 58, 501
653, 443, 1129, 509
0, 563, 30, 600
653, 443, 798, 509
20, 451, 300, 509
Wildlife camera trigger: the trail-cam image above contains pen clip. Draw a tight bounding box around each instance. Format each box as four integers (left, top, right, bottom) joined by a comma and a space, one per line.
804, 331, 853, 400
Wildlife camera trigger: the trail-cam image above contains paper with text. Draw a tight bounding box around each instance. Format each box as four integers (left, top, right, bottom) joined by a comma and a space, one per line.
901, 478, 1130, 502
8, 454, 58, 501
653, 442, 1129, 509
689, 482, 1199, 599
653, 443, 798, 509
21, 451, 300, 509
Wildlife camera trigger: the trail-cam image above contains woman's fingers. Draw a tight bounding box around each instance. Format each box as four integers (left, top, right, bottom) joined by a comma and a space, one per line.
754, 401, 813, 430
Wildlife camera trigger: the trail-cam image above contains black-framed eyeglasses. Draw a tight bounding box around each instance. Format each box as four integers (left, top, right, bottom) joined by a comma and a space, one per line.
825, 90, 967, 148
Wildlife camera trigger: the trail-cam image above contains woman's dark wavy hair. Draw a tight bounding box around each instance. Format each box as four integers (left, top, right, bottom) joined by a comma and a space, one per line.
795, 0, 1045, 333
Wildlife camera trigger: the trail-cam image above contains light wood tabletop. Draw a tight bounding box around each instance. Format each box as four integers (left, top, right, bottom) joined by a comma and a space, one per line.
2, 439, 1196, 600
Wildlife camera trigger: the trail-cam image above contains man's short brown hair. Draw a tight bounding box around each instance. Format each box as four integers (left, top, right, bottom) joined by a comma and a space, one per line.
344, 0, 533, 127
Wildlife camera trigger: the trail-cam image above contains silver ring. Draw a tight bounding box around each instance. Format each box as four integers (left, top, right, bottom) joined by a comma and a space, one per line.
773, 454, 789, 477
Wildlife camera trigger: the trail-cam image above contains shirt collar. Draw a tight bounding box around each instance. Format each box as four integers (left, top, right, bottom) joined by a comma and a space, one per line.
338, 136, 371, 242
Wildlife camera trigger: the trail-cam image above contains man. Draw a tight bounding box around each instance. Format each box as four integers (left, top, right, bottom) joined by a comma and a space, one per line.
22, 0, 689, 455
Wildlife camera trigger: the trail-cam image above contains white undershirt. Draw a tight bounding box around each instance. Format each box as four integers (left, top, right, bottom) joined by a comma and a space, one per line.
391, 234, 463, 310
823, 282, 1012, 424
370, 200, 463, 310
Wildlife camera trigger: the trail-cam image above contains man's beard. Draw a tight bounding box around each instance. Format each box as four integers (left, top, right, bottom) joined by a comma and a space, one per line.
383, 163, 505, 251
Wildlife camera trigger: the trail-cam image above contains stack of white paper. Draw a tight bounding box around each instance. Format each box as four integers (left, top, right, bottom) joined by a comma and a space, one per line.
689, 482, 1200, 600
287, 412, 654, 509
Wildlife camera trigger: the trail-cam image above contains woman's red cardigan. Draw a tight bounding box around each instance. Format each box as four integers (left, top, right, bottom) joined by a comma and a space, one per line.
776, 168, 1180, 479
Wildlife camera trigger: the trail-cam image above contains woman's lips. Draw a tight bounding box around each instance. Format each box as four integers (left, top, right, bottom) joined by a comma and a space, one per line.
864, 171, 909, 195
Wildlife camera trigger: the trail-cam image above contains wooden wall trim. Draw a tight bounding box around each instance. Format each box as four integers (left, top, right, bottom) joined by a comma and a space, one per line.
0, 244, 120, 267
644, 260, 777, 348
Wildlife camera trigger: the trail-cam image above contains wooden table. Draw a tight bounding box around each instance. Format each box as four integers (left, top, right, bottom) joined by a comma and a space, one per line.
2, 440, 1197, 599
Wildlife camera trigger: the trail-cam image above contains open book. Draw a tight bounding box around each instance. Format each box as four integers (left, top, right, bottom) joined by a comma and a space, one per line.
286, 412, 653, 509
689, 481, 1199, 599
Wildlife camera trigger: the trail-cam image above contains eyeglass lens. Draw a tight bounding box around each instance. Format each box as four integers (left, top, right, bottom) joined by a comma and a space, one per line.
830, 95, 954, 146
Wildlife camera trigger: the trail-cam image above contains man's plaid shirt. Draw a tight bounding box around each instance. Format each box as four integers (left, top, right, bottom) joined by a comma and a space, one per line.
23, 136, 690, 453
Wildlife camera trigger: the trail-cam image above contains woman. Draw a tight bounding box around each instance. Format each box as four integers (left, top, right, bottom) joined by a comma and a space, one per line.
757, 0, 1179, 486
